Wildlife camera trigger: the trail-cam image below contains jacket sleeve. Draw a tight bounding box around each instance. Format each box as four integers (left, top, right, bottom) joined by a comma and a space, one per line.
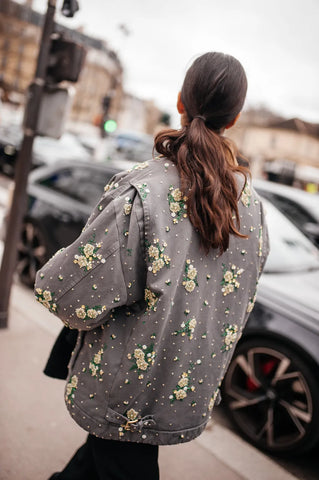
34, 183, 146, 331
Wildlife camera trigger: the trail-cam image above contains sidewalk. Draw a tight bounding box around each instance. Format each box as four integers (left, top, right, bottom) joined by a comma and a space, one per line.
0, 282, 299, 480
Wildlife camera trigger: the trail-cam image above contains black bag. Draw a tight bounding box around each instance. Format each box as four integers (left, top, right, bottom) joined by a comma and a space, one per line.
44, 326, 78, 380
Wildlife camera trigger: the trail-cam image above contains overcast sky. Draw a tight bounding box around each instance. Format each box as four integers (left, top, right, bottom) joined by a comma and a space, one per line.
25, 0, 319, 126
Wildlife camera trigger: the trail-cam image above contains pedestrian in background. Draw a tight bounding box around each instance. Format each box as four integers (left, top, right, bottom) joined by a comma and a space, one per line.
35, 51, 269, 480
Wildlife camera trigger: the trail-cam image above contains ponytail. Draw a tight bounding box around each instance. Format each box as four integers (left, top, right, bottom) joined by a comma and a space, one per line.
154, 122, 249, 254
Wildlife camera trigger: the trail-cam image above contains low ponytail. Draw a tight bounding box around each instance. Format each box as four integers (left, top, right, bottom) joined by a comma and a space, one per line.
154, 52, 249, 254
155, 122, 248, 254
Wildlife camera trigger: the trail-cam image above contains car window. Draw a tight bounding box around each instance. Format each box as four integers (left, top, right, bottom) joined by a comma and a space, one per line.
263, 200, 319, 273
38, 166, 114, 206
261, 192, 316, 230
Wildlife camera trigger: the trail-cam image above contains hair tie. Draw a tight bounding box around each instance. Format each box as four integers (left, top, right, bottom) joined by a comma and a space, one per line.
193, 115, 206, 122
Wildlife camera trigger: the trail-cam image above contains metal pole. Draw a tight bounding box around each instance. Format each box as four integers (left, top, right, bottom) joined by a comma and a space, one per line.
0, 0, 57, 328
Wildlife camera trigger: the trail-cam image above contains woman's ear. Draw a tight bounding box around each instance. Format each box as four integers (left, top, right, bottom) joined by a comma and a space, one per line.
225, 112, 241, 129
177, 92, 185, 114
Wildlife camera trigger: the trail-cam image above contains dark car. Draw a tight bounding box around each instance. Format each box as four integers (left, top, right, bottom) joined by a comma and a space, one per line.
221, 199, 319, 455
0, 123, 90, 177
254, 178, 319, 247
4, 162, 319, 455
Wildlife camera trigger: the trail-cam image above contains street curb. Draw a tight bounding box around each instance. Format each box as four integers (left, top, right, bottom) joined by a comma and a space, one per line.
196, 421, 299, 480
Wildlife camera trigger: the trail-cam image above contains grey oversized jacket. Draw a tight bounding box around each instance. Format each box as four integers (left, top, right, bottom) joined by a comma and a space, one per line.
34, 157, 269, 445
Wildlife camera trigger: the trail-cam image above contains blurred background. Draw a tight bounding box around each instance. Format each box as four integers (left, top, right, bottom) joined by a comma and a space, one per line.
0, 0, 319, 188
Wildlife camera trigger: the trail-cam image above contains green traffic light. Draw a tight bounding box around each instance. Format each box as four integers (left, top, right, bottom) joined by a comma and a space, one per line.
103, 119, 117, 133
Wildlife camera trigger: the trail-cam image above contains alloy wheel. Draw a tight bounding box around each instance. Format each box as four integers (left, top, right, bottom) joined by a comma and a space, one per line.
17, 221, 47, 287
222, 342, 316, 454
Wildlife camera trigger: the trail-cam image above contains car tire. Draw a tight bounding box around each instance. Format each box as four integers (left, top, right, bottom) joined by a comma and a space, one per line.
17, 220, 48, 288
221, 337, 319, 455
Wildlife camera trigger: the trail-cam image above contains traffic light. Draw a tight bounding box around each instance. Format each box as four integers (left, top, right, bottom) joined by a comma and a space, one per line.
46, 34, 86, 84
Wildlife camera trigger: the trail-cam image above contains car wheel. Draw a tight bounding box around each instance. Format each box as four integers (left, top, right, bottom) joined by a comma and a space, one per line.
222, 338, 319, 455
17, 221, 48, 287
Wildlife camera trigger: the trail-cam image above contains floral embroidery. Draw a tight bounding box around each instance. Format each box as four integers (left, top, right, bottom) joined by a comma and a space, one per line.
221, 264, 244, 296
65, 375, 78, 404
104, 181, 119, 192
126, 408, 139, 421
35, 288, 57, 313
128, 344, 156, 373
169, 363, 195, 403
247, 291, 257, 313
75, 304, 107, 320
123, 197, 133, 215
146, 239, 171, 274
168, 185, 187, 223
127, 161, 149, 172
137, 183, 150, 201
208, 389, 220, 410
174, 317, 197, 340
74, 235, 103, 271
241, 183, 251, 207
89, 345, 106, 379
182, 260, 199, 293
144, 288, 159, 311
221, 324, 239, 352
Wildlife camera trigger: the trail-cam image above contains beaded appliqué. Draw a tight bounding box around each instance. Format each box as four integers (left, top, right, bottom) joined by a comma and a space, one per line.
89, 345, 107, 379
221, 324, 239, 352
168, 185, 187, 224
123, 197, 133, 215
144, 288, 160, 311
35, 288, 57, 313
241, 183, 251, 207
137, 183, 150, 201
73, 235, 103, 271
221, 264, 244, 296
182, 260, 198, 293
146, 239, 171, 274
169, 363, 196, 403
75, 304, 107, 320
127, 344, 156, 373
174, 317, 197, 340
65, 375, 78, 405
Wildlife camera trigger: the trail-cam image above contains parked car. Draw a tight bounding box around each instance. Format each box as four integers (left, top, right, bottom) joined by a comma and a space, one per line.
0, 123, 90, 177
222, 198, 319, 455
95, 130, 154, 164
254, 178, 319, 247
3, 161, 319, 455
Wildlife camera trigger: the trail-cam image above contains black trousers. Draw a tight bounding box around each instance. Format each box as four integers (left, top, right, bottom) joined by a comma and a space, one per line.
50, 435, 159, 480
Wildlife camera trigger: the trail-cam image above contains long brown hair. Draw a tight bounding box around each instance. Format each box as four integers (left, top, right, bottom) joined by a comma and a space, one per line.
155, 52, 249, 254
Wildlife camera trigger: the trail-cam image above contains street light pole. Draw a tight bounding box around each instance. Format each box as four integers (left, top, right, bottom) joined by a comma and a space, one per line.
0, 0, 57, 328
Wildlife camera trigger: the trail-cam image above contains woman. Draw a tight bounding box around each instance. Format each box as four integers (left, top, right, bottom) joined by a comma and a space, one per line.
35, 52, 269, 480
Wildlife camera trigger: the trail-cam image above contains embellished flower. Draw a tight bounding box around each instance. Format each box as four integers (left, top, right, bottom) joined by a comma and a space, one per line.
127, 161, 149, 172
137, 183, 150, 201
247, 292, 257, 313
221, 324, 239, 352
221, 264, 244, 296
171, 188, 183, 201
65, 375, 78, 404
146, 239, 171, 274
75, 305, 106, 321
144, 288, 160, 312
174, 317, 197, 339
74, 235, 103, 271
35, 289, 57, 314
126, 408, 139, 421
129, 343, 156, 373
241, 183, 251, 207
168, 185, 187, 223
123, 200, 132, 215
182, 260, 199, 292
89, 346, 106, 379
208, 389, 220, 410
170, 366, 195, 403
